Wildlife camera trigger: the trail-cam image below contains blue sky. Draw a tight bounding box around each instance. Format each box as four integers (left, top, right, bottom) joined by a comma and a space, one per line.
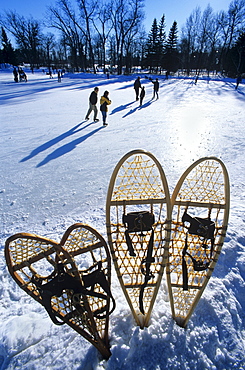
144, 0, 232, 30
2, 0, 232, 33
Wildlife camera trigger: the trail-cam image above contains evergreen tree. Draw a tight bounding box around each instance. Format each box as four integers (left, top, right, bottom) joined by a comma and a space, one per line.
158, 15, 166, 43
164, 21, 179, 72
145, 15, 166, 72
0, 27, 17, 66
145, 18, 157, 72
225, 31, 245, 76
158, 15, 166, 71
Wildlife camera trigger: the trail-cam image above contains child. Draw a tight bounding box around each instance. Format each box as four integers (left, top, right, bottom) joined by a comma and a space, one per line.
140, 86, 145, 106
100, 91, 111, 125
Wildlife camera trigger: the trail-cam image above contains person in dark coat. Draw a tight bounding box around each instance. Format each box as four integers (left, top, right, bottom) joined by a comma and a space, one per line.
18, 68, 27, 82
100, 90, 111, 126
151, 78, 159, 99
139, 86, 145, 106
235, 74, 242, 90
85, 87, 99, 121
134, 76, 141, 100
13, 67, 18, 82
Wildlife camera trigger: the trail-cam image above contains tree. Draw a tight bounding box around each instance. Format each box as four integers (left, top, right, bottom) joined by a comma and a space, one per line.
42, 33, 56, 70
0, 26, 17, 65
123, 17, 144, 73
77, 0, 97, 73
144, 14, 167, 73
226, 0, 245, 49
217, 0, 245, 71
164, 21, 179, 72
90, 1, 113, 73
180, 7, 201, 74
195, 5, 214, 74
1, 11, 42, 68
157, 15, 166, 72
145, 18, 159, 72
226, 31, 245, 76
47, 0, 86, 71
204, 9, 223, 74
110, 0, 144, 74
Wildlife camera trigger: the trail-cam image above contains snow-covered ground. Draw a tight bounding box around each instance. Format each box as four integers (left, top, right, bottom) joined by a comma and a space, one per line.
0, 68, 244, 369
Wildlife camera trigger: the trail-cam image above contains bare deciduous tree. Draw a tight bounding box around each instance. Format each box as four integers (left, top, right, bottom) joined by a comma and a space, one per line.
1, 11, 42, 67
110, 0, 144, 74
77, 0, 97, 73
90, 1, 113, 73
47, 0, 86, 71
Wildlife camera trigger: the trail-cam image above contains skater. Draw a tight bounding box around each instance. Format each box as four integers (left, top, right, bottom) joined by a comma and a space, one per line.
235, 74, 242, 90
85, 87, 99, 122
105, 68, 110, 79
134, 76, 141, 101
139, 86, 145, 106
18, 68, 27, 82
13, 67, 18, 82
58, 70, 61, 82
100, 90, 111, 126
48, 68, 53, 78
151, 78, 159, 99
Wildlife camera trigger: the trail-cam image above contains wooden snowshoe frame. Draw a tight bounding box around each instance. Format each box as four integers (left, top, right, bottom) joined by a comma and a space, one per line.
5, 224, 113, 359
167, 157, 230, 328
106, 149, 171, 328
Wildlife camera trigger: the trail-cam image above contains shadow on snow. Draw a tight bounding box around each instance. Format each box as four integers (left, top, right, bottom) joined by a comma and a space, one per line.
36, 126, 104, 167
20, 121, 93, 162
19, 121, 104, 167
122, 99, 154, 118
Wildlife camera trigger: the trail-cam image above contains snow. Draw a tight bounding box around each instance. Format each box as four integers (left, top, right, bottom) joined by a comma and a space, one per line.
0, 68, 245, 369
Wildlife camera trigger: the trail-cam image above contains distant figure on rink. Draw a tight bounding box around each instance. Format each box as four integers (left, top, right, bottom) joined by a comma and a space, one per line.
151, 78, 159, 99
100, 90, 111, 126
58, 70, 61, 82
134, 76, 141, 101
105, 68, 110, 79
18, 68, 27, 82
140, 86, 145, 106
235, 74, 242, 90
85, 87, 99, 122
13, 67, 18, 82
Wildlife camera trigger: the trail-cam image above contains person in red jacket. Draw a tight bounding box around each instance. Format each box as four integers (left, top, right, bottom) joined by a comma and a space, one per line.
85, 87, 99, 121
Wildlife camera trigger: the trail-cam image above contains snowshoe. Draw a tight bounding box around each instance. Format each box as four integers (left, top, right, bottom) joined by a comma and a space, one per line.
5, 223, 115, 359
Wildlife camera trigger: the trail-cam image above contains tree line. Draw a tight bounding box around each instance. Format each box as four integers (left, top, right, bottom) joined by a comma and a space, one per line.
0, 0, 244, 77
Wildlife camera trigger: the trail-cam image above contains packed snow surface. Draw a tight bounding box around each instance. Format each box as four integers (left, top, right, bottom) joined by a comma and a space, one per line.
0, 68, 245, 369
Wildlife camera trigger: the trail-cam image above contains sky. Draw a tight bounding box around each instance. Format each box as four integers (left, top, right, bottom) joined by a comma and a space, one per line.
1, 0, 233, 34
144, 0, 232, 31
